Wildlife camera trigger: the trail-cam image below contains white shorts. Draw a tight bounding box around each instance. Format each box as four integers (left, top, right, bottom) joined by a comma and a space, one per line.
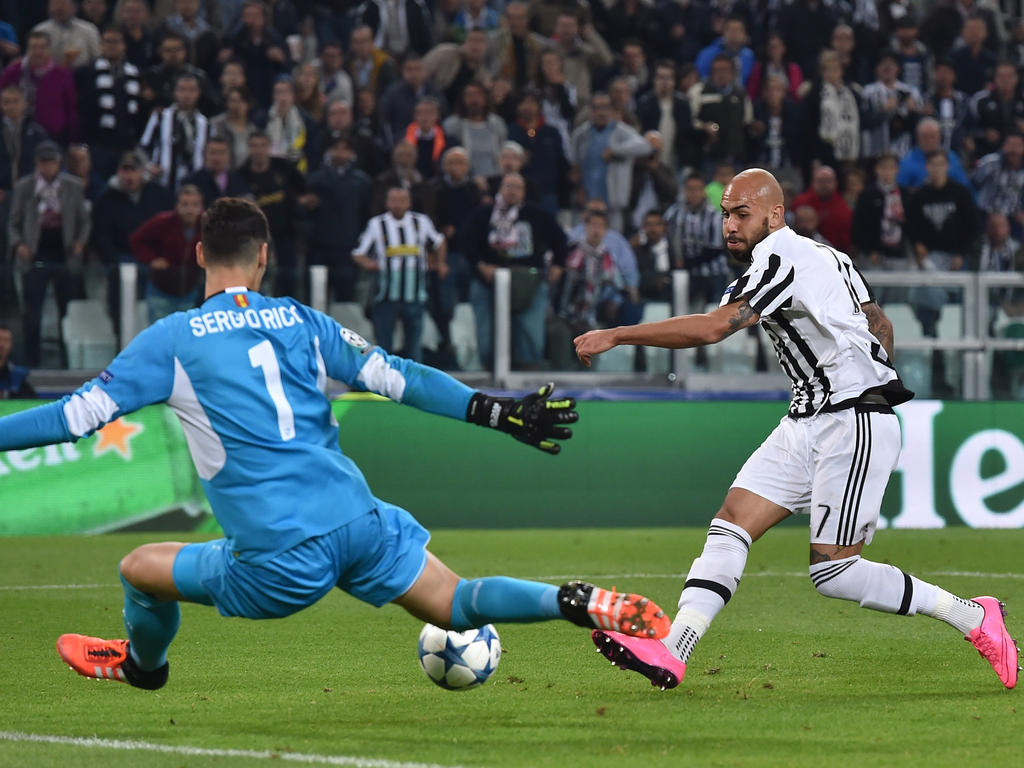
731, 406, 901, 547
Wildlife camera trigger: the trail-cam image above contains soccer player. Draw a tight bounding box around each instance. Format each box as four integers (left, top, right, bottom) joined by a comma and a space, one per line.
0, 198, 670, 691
574, 168, 1019, 691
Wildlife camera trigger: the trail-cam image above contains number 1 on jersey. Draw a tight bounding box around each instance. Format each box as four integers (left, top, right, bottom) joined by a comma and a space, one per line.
248, 340, 296, 441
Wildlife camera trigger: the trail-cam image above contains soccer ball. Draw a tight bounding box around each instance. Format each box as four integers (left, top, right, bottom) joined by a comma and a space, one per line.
417, 623, 501, 690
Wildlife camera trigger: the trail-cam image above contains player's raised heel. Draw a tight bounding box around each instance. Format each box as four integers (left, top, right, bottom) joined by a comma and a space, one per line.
56, 633, 169, 690
965, 597, 1019, 689
558, 581, 670, 638
591, 629, 686, 690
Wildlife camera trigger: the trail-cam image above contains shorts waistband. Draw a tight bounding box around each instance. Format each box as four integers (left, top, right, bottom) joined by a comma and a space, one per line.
820, 390, 893, 415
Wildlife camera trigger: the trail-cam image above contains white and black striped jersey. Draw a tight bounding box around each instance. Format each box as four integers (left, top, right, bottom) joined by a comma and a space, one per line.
664, 200, 729, 278
721, 226, 911, 418
354, 211, 445, 304
139, 106, 208, 190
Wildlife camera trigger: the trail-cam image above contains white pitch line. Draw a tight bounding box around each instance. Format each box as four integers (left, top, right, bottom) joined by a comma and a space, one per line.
1, 570, 1022, 593
524, 570, 1024, 581
0, 731, 467, 768
0, 583, 113, 591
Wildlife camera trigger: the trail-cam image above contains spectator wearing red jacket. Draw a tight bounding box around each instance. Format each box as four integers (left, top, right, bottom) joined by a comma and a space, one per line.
0, 30, 77, 144
130, 184, 203, 323
791, 165, 853, 253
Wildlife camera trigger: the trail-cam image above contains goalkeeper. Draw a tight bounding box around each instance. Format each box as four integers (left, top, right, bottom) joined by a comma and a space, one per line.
0, 198, 669, 690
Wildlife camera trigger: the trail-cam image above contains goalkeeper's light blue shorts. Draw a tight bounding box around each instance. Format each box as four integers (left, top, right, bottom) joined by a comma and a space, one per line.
171, 502, 431, 619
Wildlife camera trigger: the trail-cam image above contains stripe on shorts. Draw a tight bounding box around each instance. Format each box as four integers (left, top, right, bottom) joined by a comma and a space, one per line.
837, 411, 872, 547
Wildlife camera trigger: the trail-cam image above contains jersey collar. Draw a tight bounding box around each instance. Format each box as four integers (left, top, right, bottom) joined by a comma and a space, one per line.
201, 286, 252, 305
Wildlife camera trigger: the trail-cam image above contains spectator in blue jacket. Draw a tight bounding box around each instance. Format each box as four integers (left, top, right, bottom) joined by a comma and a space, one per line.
898, 118, 971, 191
973, 132, 1024, 229
695, 17, 755, 87
0, 324, 34, 399
0, 19, 19, 68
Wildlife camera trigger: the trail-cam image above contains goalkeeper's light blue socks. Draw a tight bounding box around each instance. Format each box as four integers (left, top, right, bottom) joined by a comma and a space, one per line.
449, 577, 561, 630
120, 572, 180, 671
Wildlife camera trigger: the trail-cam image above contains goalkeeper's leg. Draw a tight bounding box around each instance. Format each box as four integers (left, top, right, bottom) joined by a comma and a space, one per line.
393, 551, 670, 638
57, 542, 186, 689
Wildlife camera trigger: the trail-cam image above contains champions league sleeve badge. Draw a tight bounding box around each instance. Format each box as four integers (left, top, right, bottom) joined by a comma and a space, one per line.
340, 327, 370, 353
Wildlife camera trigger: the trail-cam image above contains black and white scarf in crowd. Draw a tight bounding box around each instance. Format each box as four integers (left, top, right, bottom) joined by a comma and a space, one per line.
91, 57, 141, 144
140, 106, 208, 188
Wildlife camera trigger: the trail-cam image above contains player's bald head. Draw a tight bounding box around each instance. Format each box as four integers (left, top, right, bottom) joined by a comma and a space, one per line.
720, 168, 786, 262
722, 168, 784, 212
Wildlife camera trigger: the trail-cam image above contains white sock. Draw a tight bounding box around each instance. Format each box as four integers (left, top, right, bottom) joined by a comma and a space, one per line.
662, 519, 751, 663
663, 608, 710, 664
920, 590, 985, 635
809, 556, 984, 634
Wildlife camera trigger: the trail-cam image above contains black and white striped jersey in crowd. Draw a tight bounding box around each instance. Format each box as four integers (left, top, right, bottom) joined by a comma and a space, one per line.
720, 226, 910, 418
354, 211, 445, 304
664, 200, 730, 278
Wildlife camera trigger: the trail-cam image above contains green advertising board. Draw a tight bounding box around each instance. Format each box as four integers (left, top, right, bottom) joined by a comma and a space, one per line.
0, 402, 205, 535
1, 398, 1022, 533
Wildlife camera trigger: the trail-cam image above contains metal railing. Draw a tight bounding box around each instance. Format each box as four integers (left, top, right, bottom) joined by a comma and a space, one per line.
61, 266, 1012, 401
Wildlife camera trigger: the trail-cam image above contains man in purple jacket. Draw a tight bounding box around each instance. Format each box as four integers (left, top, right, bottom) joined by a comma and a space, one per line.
0, 30, 77, 144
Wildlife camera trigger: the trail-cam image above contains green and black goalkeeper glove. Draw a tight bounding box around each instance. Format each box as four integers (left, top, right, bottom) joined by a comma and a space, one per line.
466, 382, 578, 455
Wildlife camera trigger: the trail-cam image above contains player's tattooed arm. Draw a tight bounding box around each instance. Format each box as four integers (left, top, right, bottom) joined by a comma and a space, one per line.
722, 299, 758, 340
862, 301, 895, 363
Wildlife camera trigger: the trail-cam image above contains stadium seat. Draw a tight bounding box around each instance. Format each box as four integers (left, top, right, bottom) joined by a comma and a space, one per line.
696, 302, 759, 374
592, 343, 635, 372
327, 302, 442, 360
883, 303, 922, 340
421, 311, 441, 352
716, 328, 761, 375
883, 303, 950, 396
62, 299, 117, 369
1003, 322, 1024, 396
993, 306, 1014, 335
450, 303, 480, 371
640, 303, 671, 373
987, 313, 1024, 398
938, 304, 963, 338
640, 302, 671, 323
328, 302, 375, 345
39, 282, 61, 353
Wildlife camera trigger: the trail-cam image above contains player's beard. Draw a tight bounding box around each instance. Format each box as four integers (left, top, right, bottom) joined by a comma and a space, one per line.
729, 217, 772, 264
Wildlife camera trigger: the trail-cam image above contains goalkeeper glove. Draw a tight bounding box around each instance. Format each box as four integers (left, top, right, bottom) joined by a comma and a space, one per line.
466, 382, 578, 455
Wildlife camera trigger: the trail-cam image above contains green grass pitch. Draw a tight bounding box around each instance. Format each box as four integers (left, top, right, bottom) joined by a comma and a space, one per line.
0, 528, 1020, 768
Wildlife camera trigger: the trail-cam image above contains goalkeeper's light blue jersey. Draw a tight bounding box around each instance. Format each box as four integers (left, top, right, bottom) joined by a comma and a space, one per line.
0, 288, 475, 563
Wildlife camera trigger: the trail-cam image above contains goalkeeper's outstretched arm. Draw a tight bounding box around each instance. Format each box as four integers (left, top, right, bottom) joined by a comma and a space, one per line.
302, 311, 581, 454
0, 322, 175, 452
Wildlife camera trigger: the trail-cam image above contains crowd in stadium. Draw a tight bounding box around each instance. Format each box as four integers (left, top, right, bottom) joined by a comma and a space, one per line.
1, 0, 1023, 383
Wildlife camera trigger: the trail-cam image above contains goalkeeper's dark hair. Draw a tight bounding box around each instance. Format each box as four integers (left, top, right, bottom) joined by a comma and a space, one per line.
200, 198, 269, 267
